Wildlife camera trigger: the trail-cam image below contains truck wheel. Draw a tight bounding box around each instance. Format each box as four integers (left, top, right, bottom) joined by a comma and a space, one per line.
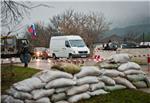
52, 54, 57, 59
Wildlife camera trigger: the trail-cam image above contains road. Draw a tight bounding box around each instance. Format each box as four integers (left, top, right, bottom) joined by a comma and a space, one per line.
1, 58, 150, 75
1, 58, 53, 70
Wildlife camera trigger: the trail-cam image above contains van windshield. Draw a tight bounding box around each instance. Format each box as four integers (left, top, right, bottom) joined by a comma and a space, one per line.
69, 40, 85, 47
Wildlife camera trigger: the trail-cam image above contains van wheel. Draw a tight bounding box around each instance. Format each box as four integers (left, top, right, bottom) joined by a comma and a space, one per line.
52, 54, 57, 59
68, 54, 73, 59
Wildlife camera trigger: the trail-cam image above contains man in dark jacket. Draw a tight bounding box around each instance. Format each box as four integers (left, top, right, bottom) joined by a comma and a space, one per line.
21, 42, 30, 67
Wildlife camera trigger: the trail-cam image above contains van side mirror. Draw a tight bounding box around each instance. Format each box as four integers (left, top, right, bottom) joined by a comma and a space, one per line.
66, 44, 70, 48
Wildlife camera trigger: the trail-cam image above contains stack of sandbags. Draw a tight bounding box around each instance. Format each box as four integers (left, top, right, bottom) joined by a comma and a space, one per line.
98, 69, 127, 91
73, 66, 108, 100
108, 53, 131, 63
2, 77, 52, 103
96, 53, 131, 69
67, 66, 99, 102
118, 62, 148, 88
42, 70, 75, 103
2, 70, 75, 103
2, 59, 150, 103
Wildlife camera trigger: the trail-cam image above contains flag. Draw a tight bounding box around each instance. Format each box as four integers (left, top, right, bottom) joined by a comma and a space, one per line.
28, 24, 36, 39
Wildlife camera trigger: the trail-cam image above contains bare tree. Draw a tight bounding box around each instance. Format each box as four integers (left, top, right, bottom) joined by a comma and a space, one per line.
50, 9, 110, 48
123, 31, 141, 43
1, 0, 52, 35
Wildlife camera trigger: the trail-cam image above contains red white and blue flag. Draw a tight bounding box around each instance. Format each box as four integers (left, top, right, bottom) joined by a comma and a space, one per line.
28, 24, 36, 39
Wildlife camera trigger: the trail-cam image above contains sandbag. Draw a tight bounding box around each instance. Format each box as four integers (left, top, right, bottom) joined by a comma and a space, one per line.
99, 76, 116, 86
104, 85, 126, 91
67, 84, 89, 96
56, 87, 71, 93
55, 100, 69, 103
1, 95, 8, 102
2, 95, 24, 103
118, 62, 141, 72
68, 92, 91, 103
75, 66, 100, 78
127, 74, 146, 82
25, 97, 51, 103
6, 87, 32, 99
31, 89, 55, 99
103, 69, 125, 77
45, 78, 76, 89
98, 62, 120, 69
133, 81, 147, 88
36, 97, 51, 103
51, 93, 66, 102
34, 70, 73, 83
13, 77, 45, 92
76, 76, 99, 85
90, 81, 105, 91
88, 89, 108, 96
145, 77, 150, 87
124, 70, 145, 75
114, 77, 136, 89
108, 53, 130, 63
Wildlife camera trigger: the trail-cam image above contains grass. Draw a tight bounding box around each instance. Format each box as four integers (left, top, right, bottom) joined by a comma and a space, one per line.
1, 65, 40, 94
77, 89, 150, 103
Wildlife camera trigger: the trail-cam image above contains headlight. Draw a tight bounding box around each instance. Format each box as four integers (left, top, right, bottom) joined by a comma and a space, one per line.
73, 51, 77, 54
36, 52, 40, 56
88, 49, 90, 54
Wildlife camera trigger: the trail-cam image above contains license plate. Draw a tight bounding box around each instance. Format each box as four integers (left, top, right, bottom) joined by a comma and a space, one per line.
81, 55, 86, 57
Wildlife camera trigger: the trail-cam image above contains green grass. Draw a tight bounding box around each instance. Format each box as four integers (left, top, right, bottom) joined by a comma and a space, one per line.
1, 65, 40, 94
77, 89, 150, 103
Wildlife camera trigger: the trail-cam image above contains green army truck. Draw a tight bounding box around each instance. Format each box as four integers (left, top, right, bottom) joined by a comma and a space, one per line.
1, 36, 33, 63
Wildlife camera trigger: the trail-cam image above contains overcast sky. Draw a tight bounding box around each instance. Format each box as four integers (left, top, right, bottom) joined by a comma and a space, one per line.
2, 0, 150, 35
24, 1, 150, 28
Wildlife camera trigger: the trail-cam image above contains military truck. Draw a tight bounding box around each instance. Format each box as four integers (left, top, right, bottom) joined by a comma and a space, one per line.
1, 36, 33, 63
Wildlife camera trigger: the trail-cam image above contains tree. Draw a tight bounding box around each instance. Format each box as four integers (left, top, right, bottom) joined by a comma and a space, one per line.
1, 0, 52, 35
123, 31, 142, 43
50, 9, 110, 48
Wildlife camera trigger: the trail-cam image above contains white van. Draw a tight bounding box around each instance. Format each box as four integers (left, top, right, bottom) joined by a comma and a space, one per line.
50, 35, 90, 59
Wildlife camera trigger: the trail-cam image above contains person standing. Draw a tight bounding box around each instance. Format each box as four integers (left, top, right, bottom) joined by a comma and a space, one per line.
21, 42, 30, 67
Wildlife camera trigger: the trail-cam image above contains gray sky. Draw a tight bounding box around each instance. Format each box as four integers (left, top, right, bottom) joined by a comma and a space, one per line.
2, 1, 150, 35
24, 1, 150, 28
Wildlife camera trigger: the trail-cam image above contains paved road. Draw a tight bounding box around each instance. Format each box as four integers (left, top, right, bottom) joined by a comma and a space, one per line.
1, 58, 150, 73
15, 59, 53, 70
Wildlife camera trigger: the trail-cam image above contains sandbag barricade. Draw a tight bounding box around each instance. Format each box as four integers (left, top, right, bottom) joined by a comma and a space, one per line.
2, 54, 150, 103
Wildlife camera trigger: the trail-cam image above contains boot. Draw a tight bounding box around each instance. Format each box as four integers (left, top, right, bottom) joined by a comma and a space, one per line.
24, 63, 28, 67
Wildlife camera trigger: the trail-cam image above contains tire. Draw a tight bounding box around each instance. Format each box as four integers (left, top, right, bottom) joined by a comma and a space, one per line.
68, 53, 73, 59
52, 54, 57, 59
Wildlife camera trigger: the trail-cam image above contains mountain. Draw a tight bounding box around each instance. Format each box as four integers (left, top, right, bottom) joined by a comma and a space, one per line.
104, 24, 150, 37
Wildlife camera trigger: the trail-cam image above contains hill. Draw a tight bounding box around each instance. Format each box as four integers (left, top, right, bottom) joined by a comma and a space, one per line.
105, 24, 150, 36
